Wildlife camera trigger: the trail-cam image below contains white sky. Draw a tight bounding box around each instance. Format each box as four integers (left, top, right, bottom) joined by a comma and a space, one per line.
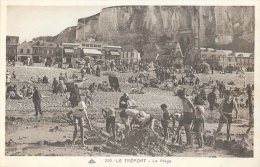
7, 6, 107, 43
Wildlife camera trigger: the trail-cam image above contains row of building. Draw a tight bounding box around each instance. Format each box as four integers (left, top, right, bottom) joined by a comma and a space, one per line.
6, 36, 141, 64
186, 47, 254, 70
6, 36, 254, 71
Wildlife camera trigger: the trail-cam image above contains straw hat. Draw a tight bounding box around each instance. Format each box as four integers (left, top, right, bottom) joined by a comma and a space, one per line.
77, 101, 86, 110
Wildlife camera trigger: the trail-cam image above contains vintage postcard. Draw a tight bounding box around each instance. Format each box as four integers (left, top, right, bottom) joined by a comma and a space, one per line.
0, 0, 259, 167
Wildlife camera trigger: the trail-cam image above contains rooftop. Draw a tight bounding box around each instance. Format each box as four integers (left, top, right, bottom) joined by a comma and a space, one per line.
31, 40, 57, 48
6, 36, 19, 45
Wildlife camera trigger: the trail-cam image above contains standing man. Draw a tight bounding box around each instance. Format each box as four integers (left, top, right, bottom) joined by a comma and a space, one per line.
207, 87, 218, 112
218, 81, 223, 98
176, 89, 196, 147
32, 86, 42, 116
212, 90, 238, 145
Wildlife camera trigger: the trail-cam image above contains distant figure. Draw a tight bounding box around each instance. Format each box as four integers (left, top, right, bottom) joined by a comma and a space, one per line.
207, 87, 218, 112
52, 77, 59, 94
32, 86, 42, 116
96, 66, 101, 77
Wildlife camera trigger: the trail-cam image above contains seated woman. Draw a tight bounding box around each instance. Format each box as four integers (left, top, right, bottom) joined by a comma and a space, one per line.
102, 81, 109, 92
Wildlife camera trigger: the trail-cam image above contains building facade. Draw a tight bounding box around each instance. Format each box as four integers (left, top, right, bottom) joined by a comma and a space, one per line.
17, 41, 33, 62
31, 40, 57, 63
235, 53, 254, 70
103, 46, 122, 60
120, 45, 141, 62
6, 36, 19, 61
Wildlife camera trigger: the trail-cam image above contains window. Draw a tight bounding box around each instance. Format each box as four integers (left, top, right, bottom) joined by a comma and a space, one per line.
14, 49, 16, 54
228, 58, 231, 62
94, 45, 97, 47
44, 50, 47, 54
27, 49, 30, 53
98, 45, 101, 47
90, 44, 93, 47
49, 50, 52, 54
82, 44, 85, 47
86, 44, 90, 47
20, 49, 23, 53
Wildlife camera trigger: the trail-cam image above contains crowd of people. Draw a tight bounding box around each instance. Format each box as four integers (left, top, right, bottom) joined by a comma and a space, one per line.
6, 59, 254, 152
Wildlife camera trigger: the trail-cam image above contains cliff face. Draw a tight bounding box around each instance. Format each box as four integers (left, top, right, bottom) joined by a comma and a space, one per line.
76, 6, 254, 53
33, 26, 76, 45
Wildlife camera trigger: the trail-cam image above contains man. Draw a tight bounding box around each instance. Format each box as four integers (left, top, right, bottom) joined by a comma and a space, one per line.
212, 90, 238, 145
67, 101, 92, 147
102, 108, 116, 141
119, 93, 129, 109
195, 77, 200, 86
32, 86, 42, 116
176, 89, 196, 147
219, 81, 225, 98
119, 108, 140, 140
52, 77, 59, 94
207, 87, 218, 112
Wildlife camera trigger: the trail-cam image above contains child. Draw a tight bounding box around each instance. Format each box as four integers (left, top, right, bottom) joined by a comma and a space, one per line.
192, 105, 205, 150
102, 108, 116, 141
67, 101, 92, 147
160, 104, 171, 142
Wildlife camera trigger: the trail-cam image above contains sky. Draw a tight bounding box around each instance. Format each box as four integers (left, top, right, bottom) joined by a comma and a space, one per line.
7, 6, 107, 43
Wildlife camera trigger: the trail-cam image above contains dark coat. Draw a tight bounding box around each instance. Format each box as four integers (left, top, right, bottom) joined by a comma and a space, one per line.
33, 89, 41, 103
109, 76, 119, 91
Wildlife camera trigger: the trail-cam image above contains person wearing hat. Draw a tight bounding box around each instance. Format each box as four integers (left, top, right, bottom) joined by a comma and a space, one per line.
119, 93, 129, 109
102, 107, 116, 140
207, 87, 218, 112
212, 90, 238, 145
67, 101, 92, 147
176, 89, 196, 147
32, 86, 42, 116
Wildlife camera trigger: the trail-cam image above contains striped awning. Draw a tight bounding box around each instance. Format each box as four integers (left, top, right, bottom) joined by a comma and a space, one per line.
83, 49, 102, 55
110, 51, 120, 56
64, 49, 74, 53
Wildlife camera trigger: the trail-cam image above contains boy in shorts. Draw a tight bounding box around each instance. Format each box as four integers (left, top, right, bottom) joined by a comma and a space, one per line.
160, 104, 171, 141
67, 101, 92, 147
102, 107, 116, 141
176, 89, 196, 147
192, 105, 205, 150
212, 90, 238, 145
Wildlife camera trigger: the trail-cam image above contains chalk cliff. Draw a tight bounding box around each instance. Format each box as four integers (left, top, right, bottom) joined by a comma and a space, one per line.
75, 6, 254, 53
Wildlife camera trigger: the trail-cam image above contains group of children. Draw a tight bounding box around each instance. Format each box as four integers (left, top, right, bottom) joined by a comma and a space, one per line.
66, 86, 242, 151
